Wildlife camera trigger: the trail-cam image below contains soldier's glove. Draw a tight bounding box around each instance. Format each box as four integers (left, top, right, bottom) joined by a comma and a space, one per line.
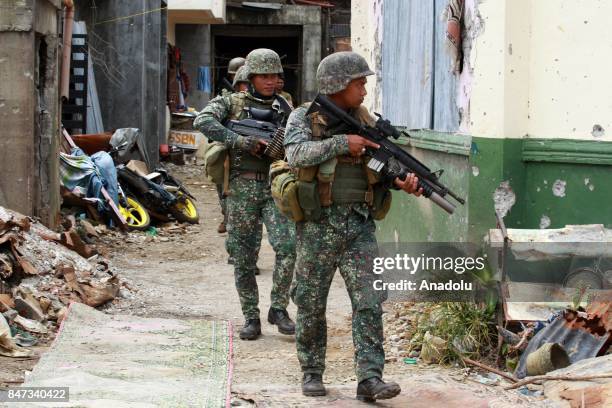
238, 136, 267, 157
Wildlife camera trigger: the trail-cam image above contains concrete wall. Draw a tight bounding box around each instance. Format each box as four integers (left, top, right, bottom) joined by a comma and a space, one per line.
351, 0, 383, 113
225, 5, 321, 102
467, 0, 612, 141
167, 0, 225, 45
74, 0, 167, 166
176, 24, 212, 111
0, 0, 61, 226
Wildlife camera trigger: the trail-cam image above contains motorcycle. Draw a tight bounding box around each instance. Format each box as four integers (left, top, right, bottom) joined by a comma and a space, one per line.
115, 164, 199, 225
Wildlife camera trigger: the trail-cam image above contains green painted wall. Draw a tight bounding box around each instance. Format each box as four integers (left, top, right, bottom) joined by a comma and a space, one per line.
376, 133, 612, 245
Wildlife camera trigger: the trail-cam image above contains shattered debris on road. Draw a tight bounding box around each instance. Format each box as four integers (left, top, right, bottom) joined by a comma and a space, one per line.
0, 205, 121, 363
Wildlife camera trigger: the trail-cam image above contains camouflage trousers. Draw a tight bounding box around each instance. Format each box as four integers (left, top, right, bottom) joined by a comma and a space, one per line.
218, 182, 262, 260
226, 177, 296, 320
293, 205, 386, 382
215, 183, 227, 224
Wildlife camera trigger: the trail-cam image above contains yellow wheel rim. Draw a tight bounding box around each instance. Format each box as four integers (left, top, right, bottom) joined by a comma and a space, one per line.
175, 194, 197, 218
119, 197, 149, 227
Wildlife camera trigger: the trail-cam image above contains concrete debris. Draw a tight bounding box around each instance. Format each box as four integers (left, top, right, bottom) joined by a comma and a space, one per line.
421, 332, 447, 364
0, 293, 15, 312
542, 354, 612, 406
0, 313, 33, 358
13, 288, 45, 322
80, 219, 100, 238
0, 204, 123, 355
13, 315, 48, 334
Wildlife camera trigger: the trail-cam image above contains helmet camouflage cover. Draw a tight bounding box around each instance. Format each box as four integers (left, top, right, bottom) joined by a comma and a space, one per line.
228, 57, 246, 74
232, 65, 249, 87
316, 51, 374, 95
245, 48, 283, 76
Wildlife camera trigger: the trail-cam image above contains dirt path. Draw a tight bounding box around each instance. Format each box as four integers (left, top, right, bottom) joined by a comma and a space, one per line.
99, 164, 546, 407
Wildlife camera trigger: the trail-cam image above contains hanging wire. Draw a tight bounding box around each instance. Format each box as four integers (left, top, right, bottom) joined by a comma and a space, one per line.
93, 6, 167, 26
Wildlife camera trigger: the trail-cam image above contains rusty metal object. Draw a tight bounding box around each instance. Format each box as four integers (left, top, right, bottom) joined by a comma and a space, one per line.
515, 304, 612, 378
526, 343, 570, 376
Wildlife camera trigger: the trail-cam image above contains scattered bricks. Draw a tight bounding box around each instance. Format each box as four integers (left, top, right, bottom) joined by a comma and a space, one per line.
14, 291, 45, 322
0, 294, 15, 312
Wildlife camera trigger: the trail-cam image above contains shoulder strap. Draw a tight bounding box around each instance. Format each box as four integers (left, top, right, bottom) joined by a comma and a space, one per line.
275, 94, 292, 114
308, 110, 328, 141
228, 92, 247, 120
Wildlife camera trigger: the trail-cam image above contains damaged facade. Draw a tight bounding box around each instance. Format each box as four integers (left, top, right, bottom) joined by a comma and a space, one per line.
0, 0, 63, 227
352, 0, 612, 243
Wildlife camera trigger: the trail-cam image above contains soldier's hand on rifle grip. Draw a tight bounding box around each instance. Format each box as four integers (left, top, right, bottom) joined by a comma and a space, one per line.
347, 135, 379, 157
395, 173, 424, 197
239, 136, 268, 157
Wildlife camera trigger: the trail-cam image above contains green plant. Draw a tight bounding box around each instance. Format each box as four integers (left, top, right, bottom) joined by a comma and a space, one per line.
408, 301, 496, 364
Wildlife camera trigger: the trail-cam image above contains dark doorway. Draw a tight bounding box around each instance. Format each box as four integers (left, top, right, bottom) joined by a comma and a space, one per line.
212, 25, 302, 104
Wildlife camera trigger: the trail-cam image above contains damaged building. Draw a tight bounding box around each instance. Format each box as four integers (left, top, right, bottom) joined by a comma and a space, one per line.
351, 0, 612, 244
0, 0, 63, 227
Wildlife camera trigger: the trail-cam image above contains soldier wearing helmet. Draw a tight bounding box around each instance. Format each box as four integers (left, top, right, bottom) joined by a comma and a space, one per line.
195, 48, 296, 341
218, 56, 246, 97
232, 65, 250, 92
283, 51, 422, 401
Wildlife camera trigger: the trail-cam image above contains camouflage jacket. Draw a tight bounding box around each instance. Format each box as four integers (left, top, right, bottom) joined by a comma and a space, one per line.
193, 91, 289, 149
284, 104, 350, 168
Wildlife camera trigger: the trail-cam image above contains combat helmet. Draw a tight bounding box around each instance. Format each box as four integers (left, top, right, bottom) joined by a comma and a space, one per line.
316, 51, 374, 95
232, 65, 249, 87
227, 57, 246, 74
245, 48, 283, 76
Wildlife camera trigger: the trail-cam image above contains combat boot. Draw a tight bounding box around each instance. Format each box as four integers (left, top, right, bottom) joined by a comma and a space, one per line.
356, 377, 401, 402
239, 319, 261, 340
302, 373, 326, 397
267, 308, 295, 335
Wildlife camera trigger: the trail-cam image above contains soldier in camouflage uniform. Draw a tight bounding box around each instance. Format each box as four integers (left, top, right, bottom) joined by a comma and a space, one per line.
232, 65, 250, 92
284, 51, 423, 401
195, 49, 296, 340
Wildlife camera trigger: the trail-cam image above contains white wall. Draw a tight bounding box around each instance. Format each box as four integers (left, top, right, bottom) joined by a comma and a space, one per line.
352, 0, 612, 141
528, 0, 612, 140
468, 0, 612, 140
167, 0, 226, 45
351, 0, 383, 114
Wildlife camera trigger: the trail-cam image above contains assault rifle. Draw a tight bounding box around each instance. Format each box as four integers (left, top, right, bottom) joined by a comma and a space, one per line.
313, 94, 465, 214
227, 118, 285, 160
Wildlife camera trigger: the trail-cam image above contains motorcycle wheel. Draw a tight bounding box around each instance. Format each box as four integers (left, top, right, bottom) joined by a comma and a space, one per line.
119, 195, 151, 230
170, 192, 199, 224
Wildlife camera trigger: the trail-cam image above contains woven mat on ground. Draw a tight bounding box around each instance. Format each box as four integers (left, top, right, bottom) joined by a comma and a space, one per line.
15, 302, 232, 407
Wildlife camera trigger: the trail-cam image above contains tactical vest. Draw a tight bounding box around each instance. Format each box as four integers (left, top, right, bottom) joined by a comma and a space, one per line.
298, 105, 380, 207
226, 92, 278, 177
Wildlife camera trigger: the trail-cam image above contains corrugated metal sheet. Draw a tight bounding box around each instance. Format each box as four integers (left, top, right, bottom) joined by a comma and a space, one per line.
382, 0, 434, 129
515, 303, 612, 379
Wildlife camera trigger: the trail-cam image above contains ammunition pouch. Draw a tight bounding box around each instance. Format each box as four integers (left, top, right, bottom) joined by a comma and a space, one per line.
270, 160, 303, 222
371, 184, 392, 220
204, 142, 228, 185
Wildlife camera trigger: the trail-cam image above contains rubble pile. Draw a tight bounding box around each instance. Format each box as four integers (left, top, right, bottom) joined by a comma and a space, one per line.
0, 206, 120, 357
384, 301, 496, 364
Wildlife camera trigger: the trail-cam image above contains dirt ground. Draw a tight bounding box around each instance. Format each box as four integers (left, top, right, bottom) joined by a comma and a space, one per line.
1, 163, 552, 407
